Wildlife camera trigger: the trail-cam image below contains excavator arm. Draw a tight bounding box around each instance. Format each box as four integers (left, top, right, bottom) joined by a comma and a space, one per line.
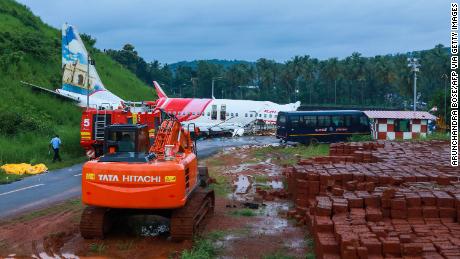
150, 119, 193, 159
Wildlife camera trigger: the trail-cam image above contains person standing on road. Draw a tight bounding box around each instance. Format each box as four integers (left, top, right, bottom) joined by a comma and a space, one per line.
50, 135, 62, 162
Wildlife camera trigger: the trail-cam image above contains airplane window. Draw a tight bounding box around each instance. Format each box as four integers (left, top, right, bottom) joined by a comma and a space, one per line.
250, 114, 253, 117
269, 114, 272, 118
207, 112, 210, 116
259, 114, 262, 117
226, 113, 229, 116
231, 113, 234, 117
274, 115, 277, 118
192, 112, 196, 115
201, 112, 204, 116
236, 113, 238, 117
264, 114, 267, 118
245, 113, 248, 117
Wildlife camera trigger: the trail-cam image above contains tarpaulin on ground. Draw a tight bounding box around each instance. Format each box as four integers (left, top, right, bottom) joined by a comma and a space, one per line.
0, 163, 48, 175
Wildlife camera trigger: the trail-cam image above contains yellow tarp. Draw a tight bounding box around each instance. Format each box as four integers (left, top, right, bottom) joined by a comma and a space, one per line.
0, 163, 48, 175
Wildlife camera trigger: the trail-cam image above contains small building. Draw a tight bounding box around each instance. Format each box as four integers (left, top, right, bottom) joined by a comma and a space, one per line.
364, 110, 437, 140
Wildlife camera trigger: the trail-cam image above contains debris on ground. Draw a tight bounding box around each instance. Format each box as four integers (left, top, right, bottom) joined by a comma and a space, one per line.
285, 141, 460, 258
1, 163, 48, 175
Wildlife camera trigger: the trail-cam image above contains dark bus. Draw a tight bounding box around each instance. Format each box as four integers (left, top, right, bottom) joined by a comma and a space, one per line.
276, 110, 371, 144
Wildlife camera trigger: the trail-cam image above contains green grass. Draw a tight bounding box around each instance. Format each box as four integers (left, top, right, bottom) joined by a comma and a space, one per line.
254, 174, 269, 183
421, 132, 450, 141
180, 231, 226, 259
262, 251, 295, 259
229, 208, 257, 217
117, 240, 134, 251
0, 0, 156, 183
305, 232, 316, 259
253, 144, 329, 166
348, 134, 373, 142
89, 243, 106, 254
207, 167, 231, 197
0, 199, 82, 223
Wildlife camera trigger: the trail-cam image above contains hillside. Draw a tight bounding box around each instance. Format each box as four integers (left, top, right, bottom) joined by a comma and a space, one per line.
0, 0, 156, 172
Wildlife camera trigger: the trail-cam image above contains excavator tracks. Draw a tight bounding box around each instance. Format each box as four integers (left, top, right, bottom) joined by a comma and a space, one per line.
80, 206, 112, 239
170, 188, 215, 241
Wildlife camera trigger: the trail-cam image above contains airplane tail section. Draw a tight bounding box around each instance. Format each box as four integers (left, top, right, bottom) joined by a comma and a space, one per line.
60, 23, 122, 107
153, 81, 168, 99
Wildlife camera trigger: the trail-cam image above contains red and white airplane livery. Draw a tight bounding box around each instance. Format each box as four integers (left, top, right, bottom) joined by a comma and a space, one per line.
153, 81, 300, 136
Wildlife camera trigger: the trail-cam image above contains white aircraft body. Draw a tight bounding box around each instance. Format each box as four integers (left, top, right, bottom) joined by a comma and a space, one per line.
153, 82, 300, 136
25, 23, 300, 136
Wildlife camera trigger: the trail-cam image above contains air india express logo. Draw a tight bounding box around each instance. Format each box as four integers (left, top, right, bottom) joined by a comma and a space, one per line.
85, 173, 176, 183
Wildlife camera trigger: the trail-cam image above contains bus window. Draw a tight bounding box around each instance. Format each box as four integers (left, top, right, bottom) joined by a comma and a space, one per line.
331, 116, 344, 127
290, 115, 300, 128
278, 114, 286, 124
344, 116, 353, 127
317, 116, 331, 127
360, 116, 369, 127
303, 116, 317, 127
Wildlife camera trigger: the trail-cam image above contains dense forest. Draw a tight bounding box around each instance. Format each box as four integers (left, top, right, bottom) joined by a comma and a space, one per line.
0, 0, 155, 166
106, 44, 450, 120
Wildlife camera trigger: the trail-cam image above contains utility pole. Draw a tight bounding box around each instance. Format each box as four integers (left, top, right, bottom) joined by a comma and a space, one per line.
407, 57, 421, 111
212, 77, 222, 99
334, 79, 337, 105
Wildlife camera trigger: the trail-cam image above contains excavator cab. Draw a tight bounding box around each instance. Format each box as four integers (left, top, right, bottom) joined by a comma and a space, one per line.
80, 117, 214, 240
100, 124, 150, 162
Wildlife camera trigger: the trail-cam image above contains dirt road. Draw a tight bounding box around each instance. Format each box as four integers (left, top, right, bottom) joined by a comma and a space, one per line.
0, 142, 316, 258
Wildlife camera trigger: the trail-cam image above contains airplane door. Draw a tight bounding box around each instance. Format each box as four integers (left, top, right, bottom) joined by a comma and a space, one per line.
211, 105, 217, 120
220, 105, 226, 120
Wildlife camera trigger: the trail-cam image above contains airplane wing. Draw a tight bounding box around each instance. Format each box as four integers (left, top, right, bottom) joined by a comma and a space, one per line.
20, 81, 80, 103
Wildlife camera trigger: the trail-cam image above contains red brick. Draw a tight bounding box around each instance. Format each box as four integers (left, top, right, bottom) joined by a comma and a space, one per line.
382, 239, 401, 255
407, 207, 422, 218
439, 208, 456, 219
402, 243, 422, 256
391, 198, 407, 210
423, 206, 439, 218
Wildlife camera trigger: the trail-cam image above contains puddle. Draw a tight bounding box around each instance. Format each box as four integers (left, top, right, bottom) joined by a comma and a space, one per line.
119, 214, 170, 237
268, 180, 283, 189
254, 202, 289, 235
33, 252, 79, 259
234, 175, 252, 194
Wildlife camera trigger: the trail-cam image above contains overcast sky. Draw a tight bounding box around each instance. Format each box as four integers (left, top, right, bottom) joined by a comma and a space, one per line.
18, 0, 449, 64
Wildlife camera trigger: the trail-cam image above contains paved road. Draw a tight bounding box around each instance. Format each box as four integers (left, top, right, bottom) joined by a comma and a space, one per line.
0, 136, 278, 219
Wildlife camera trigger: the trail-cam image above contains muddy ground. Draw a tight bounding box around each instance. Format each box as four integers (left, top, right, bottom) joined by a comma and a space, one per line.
0, 144, 323, 259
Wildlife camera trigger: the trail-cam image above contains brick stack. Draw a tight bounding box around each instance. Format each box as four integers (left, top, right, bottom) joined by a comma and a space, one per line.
285, 141, 460, 258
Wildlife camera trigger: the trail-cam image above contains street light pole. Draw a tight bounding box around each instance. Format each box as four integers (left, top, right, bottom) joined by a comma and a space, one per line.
212, 77, 222, 99
334, 79, 337, 105
407, 57, 420, 111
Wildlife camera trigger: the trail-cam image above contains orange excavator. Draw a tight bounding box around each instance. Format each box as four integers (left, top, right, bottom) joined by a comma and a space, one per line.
79, 114, 214, 240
